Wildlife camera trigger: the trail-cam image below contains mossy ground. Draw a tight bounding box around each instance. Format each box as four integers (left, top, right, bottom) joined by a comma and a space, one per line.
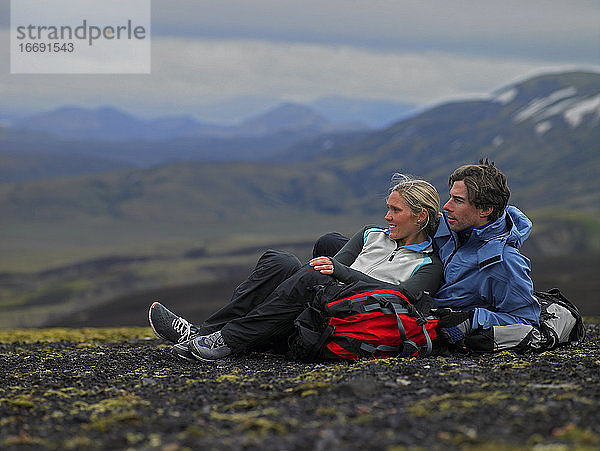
1, 322, 599, 450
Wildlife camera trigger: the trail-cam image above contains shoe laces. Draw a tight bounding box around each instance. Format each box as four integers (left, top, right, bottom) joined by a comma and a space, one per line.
204, 331, 225, 349
171, 317, 194, 343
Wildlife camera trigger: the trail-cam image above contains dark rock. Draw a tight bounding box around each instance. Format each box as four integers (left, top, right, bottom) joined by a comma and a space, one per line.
1, 323, 599, 450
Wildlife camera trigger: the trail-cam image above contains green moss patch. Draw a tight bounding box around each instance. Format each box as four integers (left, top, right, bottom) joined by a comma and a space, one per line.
0, 323, 598, 449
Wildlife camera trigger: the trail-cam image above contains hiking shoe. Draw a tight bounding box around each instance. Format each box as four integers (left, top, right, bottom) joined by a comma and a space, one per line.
148, 301, 199, 343
172, 340, 196, 361
189, 331, 231, 361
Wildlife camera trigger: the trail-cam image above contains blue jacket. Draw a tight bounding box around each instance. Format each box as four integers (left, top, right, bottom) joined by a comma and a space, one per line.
433, 206, 540, 330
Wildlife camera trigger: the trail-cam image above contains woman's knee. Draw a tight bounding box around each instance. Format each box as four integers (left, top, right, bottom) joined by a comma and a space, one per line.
249, 249, 302, 281
266, 249, 302, 270
312, 232, 349, 258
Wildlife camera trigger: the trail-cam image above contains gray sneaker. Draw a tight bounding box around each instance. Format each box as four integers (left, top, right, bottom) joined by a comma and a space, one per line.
148, 301, 199, 343
172, 340, 195, 361
189, 331, 231, 361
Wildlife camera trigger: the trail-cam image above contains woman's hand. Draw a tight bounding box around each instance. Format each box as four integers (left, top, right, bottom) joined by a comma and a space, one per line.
309, 256, 334, 275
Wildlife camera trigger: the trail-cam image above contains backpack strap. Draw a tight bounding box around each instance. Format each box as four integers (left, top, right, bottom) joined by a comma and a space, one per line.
359, 342, 418, 357
385, 300, 434, 355
310, 323, 335, 361
421, 323, 433, 354
364, 302, 410, 316
359, 343, 401, 353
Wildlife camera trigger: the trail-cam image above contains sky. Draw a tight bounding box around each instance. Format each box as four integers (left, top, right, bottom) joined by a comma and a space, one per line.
1, 0, 599, 123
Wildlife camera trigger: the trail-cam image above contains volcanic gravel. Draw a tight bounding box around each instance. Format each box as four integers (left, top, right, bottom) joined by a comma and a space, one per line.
1, 322, 599, 450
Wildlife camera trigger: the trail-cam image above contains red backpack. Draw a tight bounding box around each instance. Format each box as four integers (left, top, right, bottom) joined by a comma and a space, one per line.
289, 281, 440, 361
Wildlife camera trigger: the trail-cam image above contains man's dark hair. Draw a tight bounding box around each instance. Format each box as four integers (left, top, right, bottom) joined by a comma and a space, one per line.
448, 158, 510, 223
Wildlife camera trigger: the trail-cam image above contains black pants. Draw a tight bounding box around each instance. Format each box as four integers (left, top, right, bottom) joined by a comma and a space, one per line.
312, 232, 349, 259
198, 233, 349, 353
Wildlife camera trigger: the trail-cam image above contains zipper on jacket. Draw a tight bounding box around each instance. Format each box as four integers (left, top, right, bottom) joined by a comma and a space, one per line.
388, 246, 400, 261
444, 232, 459, 270
444, 227, 510, 270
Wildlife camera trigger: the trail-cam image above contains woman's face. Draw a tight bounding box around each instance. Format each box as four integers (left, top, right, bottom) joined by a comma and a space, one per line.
384, 191, 422, 242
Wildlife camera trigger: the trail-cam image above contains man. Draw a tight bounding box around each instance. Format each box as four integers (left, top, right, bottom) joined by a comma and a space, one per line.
314, 159, 542, 351
433, 159, 541, 351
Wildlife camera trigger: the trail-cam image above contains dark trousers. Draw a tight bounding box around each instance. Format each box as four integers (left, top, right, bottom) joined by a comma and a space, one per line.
198, 250, 302, 335
312, 232, 349, 259
199, 233, 349, 353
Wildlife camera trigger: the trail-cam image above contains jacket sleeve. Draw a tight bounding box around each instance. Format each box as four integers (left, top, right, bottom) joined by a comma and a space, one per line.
330, 227, 370, 266
330, 253, 443, 298
471, 250, 541, 329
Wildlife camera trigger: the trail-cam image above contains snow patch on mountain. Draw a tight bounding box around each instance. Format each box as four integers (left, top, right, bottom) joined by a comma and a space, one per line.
563, 94, 600, 128
535, 121, 552, 135
494, 88, 518, 105
511, 86, 600, 130
514, 87, 577, 123
536, 98, 579, 121
492, 136, 504, 147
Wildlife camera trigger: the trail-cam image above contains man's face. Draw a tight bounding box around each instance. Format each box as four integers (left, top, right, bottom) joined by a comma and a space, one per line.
443, 180, 490, 232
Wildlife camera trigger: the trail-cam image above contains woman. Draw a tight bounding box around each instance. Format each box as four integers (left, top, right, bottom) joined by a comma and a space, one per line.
149, 174, 442, 361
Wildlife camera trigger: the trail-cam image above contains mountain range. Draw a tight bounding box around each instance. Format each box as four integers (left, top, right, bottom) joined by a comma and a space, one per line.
279, 71, 600, 210
2, 70, 599, 328
0, 101, 378, 181
10, 102, 371, 142
1, 70, 599, 248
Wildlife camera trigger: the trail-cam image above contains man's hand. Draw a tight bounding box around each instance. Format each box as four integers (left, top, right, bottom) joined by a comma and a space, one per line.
435, 309, 474, 344
309, 256, 335, 275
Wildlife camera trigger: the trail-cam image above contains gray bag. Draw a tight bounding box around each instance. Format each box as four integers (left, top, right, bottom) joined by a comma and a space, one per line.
534, 288, 586, 350
464, 288, 585, 352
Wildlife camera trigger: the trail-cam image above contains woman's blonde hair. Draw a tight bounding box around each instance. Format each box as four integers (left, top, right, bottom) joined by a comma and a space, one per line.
389, 173, 441, 238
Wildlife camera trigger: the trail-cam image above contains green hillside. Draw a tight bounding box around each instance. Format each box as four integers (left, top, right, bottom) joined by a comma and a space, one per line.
1, 71, 599, 327
0, 161, 372, 222
3, 71, 599, 223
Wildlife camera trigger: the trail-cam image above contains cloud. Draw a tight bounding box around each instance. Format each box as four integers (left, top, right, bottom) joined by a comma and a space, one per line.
151, 0, 600, 62
151, 37, 566, 103
1, 0, 598, 119
1, 30, 597, 119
